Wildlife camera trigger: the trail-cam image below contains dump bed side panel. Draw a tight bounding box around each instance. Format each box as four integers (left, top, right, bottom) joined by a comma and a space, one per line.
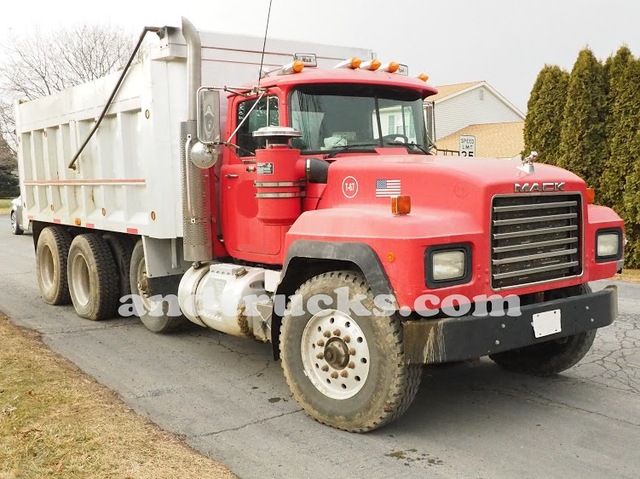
16, 55, 187, 238
16, 27, 373, 239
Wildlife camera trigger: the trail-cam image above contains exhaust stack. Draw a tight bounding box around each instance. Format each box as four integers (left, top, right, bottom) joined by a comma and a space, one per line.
180, 17, 213, 263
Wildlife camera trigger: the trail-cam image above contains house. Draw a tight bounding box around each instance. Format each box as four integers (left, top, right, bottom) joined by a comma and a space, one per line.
424, 80, 525, 158
435, 121, 524, 159
427, 80, 525, 140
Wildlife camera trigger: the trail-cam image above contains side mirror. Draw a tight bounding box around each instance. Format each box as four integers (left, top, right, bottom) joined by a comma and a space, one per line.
197, 88, 220, 145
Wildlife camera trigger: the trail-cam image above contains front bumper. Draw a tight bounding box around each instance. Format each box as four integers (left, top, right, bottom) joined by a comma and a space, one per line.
403, 285, 617, 364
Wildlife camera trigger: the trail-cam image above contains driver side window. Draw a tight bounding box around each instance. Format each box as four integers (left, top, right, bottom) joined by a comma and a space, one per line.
236, 96, 279, 157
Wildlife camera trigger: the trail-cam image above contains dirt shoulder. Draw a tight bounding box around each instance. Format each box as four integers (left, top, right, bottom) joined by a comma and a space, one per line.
614, 268, 640, 283
0, 314, 237, 479
0, 198, 11, 215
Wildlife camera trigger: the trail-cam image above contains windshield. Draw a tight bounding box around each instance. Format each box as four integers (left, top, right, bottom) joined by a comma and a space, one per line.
289, 84, 429, 154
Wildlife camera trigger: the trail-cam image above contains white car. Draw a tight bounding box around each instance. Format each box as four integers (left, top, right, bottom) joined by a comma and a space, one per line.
10, 196, 27, 235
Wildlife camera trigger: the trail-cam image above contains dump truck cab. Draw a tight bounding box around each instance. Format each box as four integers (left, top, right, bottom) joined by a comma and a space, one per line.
217, 65, 436, 265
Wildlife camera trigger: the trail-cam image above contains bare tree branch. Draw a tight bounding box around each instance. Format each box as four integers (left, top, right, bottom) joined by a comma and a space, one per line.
0, 23, 137, 153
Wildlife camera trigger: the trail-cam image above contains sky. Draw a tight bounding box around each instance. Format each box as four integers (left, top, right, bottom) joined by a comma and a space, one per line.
1, 0, 638, 113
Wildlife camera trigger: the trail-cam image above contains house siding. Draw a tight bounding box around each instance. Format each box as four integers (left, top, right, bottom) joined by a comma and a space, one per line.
434, 87, 523, 140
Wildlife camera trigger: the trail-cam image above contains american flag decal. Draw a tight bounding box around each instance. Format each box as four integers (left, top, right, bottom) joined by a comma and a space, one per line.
375, 179, 401, 197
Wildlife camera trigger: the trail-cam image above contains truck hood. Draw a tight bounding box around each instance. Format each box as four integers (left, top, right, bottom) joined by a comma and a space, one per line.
319, 154, 586, 215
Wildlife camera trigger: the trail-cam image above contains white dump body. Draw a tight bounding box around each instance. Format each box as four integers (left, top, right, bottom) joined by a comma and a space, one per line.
16, 26, 373, 238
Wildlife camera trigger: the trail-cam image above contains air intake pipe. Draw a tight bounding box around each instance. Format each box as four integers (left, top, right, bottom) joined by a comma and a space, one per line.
180, 17, 213, 262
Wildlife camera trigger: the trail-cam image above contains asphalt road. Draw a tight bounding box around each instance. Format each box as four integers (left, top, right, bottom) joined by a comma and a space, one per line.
1, 214, 639, 479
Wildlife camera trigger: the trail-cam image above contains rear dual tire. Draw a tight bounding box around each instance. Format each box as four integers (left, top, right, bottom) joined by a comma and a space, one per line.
36, 227, 72, 305
67, 234, 120, 321
35, 229, 185, 332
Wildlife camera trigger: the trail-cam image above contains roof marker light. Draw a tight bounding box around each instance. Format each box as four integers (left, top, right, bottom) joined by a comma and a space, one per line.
379, 62, 400, 73
279, 60, 305, 75
334, 57, 362, 69
359, 59, 381, 71
417, 73, 429, 82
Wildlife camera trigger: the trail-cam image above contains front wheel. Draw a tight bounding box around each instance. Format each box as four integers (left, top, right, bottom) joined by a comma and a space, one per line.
280, 271, 421, 432
489, 284, 597, 376
10, 211, 23, 235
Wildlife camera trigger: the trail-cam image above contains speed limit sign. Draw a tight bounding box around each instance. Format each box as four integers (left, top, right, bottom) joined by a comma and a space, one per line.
459, 135, 476, 157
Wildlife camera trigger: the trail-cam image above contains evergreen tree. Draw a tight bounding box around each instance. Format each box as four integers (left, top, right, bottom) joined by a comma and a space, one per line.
0, 136, 18, 198
600, 46, 638, 214
523, 65, 569, 165
558, 48, 608, 192
621, 59, 640, 268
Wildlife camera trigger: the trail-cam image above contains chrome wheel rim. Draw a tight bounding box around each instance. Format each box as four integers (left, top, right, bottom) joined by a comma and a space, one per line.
301, 309, 370, 400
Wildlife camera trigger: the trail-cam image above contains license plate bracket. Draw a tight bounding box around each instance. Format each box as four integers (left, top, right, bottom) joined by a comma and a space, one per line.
531, 309, 562, 338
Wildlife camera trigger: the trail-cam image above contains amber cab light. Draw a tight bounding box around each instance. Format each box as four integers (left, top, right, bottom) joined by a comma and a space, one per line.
335, 57, 362, 69
280, 60, 304, 75
586, 188, 596, 204
392, 195, 411, 215
417, 73, 429, 82
379, 62, 400, 73
360, 59, 381, 71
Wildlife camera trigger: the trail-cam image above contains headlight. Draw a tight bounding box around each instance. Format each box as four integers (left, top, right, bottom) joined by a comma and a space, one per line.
596, 229, 622, 261
426, 244, 472, 287
433, 251, 466, 281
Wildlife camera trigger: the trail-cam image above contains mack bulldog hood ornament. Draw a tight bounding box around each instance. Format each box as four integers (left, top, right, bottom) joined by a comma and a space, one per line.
518, 150, 537, 174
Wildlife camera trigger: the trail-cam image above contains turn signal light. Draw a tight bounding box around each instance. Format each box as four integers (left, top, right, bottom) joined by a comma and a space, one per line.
359, 59, 381, 71
391, 195, 411, 215
586, 187, 596, 204
335, 57, 362, 69
417, 73, 429, 82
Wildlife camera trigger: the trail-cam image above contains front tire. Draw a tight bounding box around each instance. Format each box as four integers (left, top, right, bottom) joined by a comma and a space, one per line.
10, 211, 23, 235
489, 284, 597, 376
67, 234, 120, 320
280, 271, 421, 432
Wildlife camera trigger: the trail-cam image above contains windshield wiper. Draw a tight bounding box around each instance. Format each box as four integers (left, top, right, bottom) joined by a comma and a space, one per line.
383, 141, 431, 155
324, 142, 380, 159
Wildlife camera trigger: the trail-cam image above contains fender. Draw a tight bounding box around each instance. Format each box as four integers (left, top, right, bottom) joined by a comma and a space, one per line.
278, 240, 393, 297
271, 240, 393, 357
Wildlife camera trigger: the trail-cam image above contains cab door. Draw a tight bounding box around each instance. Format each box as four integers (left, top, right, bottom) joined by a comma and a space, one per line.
220, 95, 283, 260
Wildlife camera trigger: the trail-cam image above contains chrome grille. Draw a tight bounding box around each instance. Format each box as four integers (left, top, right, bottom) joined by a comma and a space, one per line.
491, 194, 582, 289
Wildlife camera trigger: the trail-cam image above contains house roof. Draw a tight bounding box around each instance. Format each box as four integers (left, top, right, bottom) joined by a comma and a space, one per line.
428, 81, 484, 102
436, 121, 524, 159
429, 80, 525, 119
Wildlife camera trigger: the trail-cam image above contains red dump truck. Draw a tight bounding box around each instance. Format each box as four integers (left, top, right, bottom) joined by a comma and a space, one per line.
15, 18, 624, 432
